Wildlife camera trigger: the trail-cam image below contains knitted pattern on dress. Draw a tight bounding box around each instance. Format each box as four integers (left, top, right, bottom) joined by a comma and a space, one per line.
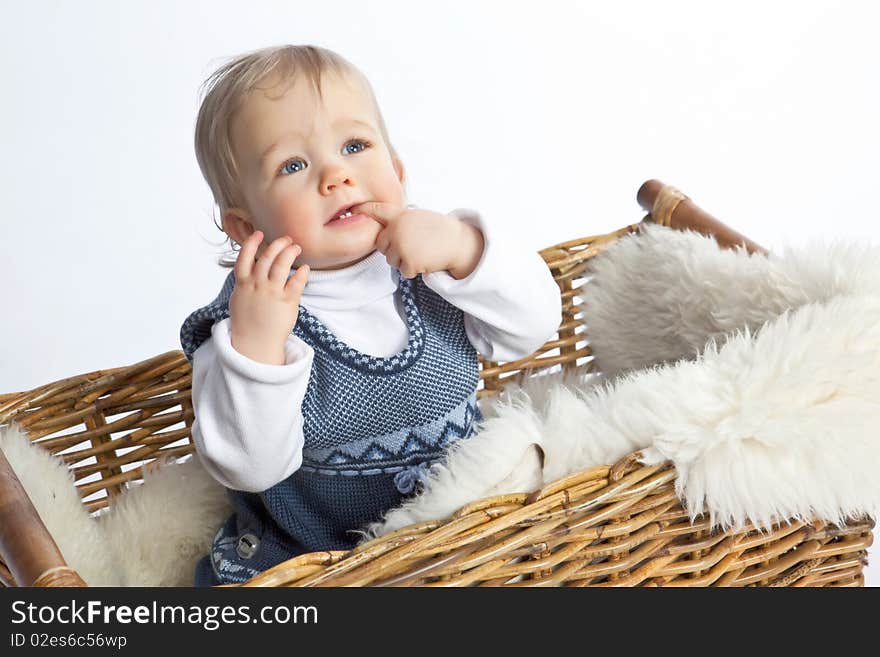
180, 267, 483, 584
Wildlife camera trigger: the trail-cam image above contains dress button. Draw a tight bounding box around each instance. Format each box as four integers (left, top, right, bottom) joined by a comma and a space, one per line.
236, 533, 260, 559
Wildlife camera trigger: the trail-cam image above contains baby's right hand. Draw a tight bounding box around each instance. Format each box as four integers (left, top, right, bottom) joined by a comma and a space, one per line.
229, 231, 310, 365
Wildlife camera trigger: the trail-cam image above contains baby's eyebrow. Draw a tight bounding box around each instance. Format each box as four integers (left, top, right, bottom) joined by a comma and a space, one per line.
336, 117, 375, 132
258, 118, 376, 167
259, 139, 294, 168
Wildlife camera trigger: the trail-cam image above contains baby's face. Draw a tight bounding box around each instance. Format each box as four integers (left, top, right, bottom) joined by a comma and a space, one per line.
225, 72, 405, 270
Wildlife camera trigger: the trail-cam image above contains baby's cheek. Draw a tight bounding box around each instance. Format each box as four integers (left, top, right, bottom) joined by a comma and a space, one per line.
284, 224, 321, 251
388, 187, 407, 209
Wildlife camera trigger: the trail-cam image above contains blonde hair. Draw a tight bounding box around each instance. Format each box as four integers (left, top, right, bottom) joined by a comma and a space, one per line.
194, 44, 401, 267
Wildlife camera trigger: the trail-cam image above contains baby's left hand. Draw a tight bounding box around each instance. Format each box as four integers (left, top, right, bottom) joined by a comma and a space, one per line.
351, 202, 481, 279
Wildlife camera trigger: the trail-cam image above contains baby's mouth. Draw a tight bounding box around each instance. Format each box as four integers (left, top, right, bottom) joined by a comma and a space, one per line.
331, 209, 356, 222
326, 203, 359, 224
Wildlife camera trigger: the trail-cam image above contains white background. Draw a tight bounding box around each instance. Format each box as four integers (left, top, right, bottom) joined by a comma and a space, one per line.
1, 1, 877, 585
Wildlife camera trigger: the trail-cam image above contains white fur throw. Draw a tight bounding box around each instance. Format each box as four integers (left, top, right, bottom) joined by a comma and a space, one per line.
0, 424, 231, 587
363, 223, 880, 538
3, 222, 878, 585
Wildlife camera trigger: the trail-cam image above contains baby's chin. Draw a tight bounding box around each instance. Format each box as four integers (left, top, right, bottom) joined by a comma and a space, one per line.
311, 249, 379, 271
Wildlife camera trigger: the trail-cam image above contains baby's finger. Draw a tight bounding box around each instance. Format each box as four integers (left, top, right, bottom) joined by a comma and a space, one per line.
374, 231, 391, 255
269, 243, 302, 283
234, 231, 264, 280
386, 250, 402, 270
254, 235, 293, 280
351, 201, 402, 228
283, 263, 310, 300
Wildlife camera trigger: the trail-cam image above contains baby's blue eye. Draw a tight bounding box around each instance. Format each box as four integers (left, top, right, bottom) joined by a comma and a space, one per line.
277, 138, 372, 177
343, 139, 370, 155
280, 158, 306, 176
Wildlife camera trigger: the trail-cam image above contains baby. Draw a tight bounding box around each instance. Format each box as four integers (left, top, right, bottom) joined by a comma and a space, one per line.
179, 44, 562, 586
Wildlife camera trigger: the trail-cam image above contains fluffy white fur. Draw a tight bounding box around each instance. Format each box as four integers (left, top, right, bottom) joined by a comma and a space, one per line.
0, 423, 122, 586
364, 224, 880, 538
98, 453, 232, 586
0, 425, 230, 587
4, 223, 879, 584
585, 224, 880, 377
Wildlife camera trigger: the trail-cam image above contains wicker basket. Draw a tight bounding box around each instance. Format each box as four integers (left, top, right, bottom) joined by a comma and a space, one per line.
0, 180, 873, 587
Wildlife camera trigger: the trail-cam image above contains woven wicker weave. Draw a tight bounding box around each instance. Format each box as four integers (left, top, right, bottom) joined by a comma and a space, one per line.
0, 180, 873, 587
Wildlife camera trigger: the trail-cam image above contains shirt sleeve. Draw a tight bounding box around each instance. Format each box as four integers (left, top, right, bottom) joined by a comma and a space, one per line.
189, 317, 314, 492
421, 208, 562, 362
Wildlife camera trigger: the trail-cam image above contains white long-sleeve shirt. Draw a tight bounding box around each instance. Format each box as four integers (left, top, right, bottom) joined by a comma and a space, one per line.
190, 209, 561, 492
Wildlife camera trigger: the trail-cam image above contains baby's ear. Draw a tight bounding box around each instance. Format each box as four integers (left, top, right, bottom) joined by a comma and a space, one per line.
393, 157, 406, 185
221, 208, 256, 246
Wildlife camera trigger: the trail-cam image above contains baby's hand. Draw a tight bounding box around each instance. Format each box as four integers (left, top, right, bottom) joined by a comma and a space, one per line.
352, 202, 470, 279
229, 231, 310, 365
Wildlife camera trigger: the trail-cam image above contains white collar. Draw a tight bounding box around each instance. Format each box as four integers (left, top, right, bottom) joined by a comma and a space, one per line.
293, 249, 398, 310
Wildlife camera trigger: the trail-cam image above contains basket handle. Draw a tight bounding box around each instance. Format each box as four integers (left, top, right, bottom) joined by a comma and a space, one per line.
637, 179, 769, 256
0, 445, 86, 586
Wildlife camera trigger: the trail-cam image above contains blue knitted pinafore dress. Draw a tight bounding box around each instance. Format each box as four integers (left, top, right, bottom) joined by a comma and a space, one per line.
179, 266, 483, 585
